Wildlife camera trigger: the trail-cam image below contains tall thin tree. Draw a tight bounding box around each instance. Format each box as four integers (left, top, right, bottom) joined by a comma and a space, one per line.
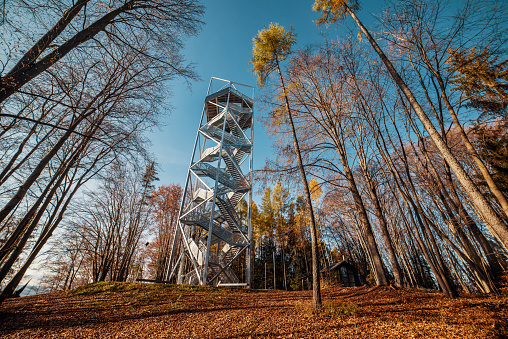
250, 23, 322, 307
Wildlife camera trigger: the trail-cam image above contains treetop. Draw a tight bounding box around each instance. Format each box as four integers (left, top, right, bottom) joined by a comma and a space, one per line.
312, 0, 361, 26
250, 22, 296, 86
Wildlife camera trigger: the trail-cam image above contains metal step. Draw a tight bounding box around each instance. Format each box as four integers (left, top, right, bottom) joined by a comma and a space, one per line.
228, 191, 245, 208
180, 211, 245, 246
206, 101, 253, 131
228, 102, 253, 131
234, 150, 245, 165
200, 124, 251, 152
221, 267, 239, 284
198, 147, 245, 186
216, 196, 245, 233
222, 147, 244, 180
200, 145, 221, 162
223, 156, 243, 182
207, 251, 239, 284
221, 243, 243, 264
192, 162, 249, 191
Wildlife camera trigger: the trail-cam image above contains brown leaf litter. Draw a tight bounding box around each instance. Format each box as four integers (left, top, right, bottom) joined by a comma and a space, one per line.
0, 282, 506, 338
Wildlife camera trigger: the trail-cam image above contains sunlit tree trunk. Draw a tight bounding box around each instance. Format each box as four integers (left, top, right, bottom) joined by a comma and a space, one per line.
360, 166, 403, 286
274, 57, 321, 307
334, 137, 388, 286
0, 166, 86, 302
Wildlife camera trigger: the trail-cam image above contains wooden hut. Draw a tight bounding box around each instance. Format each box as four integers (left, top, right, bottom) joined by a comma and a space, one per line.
321, 261, 361, 287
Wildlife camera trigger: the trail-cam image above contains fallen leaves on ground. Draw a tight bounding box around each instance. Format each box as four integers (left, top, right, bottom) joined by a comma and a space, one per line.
0, 282, 506, 338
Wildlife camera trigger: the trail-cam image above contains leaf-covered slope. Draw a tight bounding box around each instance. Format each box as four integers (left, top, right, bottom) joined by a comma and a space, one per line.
0, 282, 507, 338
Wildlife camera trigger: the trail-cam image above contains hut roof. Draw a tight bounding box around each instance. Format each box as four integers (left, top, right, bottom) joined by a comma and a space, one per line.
321, 261, 358, 273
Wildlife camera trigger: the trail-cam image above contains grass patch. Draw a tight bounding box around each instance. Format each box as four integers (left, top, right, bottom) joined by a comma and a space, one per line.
69, 281, 179, 297
176, 284, 216, 292
70, 281, 128, 296
67, 281, 197, 311
68, 281, 219, 298
322, 301, 358, 318
66, 320, 85, 327
167, 293, 183, 309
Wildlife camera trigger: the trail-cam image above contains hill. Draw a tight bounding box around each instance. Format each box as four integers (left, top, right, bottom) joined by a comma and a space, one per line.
0, 282, 507, 338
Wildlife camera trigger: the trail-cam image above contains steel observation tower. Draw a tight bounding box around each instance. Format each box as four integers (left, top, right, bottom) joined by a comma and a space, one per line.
168, 77, 254, 287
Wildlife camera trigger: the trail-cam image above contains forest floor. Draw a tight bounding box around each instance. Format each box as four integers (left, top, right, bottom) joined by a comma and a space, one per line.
0, 282, 507, 338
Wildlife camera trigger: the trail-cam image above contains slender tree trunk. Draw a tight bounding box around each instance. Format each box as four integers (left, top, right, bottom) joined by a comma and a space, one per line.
0, 167, 84, 302
275, 58, 321, 307
404, 69, 507, 283
372, 124, 457, 296
0, 160, 72, 285
339, 147, 388, 285
400, 194, 456, 296
273, 250, 276, 290
282, 247, 287, 291
391, 120, 459, 296
418, 143, 497, 293
361, 163, 402, 286
395, 97, 496, 293
443, 165, 508, 276
0, 123, 38, 186
0, 165, 62, 263
346, 65, 403, 286
0, 90, 107, 226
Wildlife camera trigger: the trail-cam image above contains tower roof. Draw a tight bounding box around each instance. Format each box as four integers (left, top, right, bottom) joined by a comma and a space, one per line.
205, 87, 254, 123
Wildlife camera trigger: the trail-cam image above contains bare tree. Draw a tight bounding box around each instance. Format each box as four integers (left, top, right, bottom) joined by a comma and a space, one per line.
0, 0, 203, 298
282, 43, 389, 286
0, 0, 203, 104
148, 184, 182, 281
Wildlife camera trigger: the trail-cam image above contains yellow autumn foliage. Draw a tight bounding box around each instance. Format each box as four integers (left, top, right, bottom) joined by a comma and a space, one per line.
249, 23, 296, 86
312, 0, 361, 26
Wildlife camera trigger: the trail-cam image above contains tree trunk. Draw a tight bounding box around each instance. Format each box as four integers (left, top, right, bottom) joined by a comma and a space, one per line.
372, 122, 458, 296
338, 145, 388, 285
275, 59, 321, 307
273, 250, 276, 290
0, 168, 84, 302
0, 159, 73, 285
360, 162, 403, 286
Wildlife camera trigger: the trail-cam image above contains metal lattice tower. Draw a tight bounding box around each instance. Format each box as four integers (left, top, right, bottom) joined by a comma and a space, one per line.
168, 78, 254, 287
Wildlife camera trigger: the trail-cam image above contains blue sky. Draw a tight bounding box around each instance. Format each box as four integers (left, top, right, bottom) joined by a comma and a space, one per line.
147, 0, 382, 194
